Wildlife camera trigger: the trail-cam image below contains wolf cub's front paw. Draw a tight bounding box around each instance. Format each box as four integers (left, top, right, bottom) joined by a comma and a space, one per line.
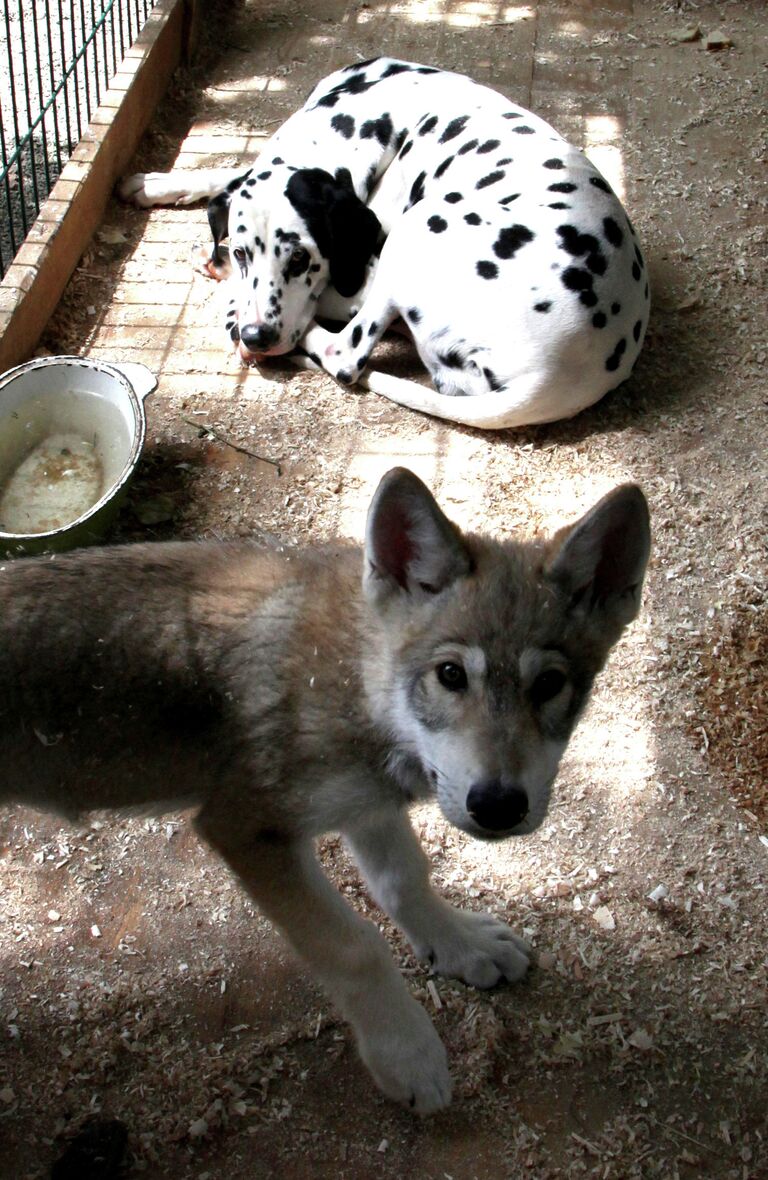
355, 996, 451, 1114
417, 906, 530, 989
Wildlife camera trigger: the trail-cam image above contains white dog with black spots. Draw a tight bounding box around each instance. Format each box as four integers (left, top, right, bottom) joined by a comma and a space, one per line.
121, 57, 650, 429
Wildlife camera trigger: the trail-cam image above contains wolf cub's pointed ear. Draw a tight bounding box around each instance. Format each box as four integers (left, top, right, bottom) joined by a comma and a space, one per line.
364, 468, 472, 601
545, 485, 651, 630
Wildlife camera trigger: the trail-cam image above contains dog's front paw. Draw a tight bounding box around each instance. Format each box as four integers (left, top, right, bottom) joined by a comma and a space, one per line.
355, 996, 451, 1114
299, 325, 362, 386
416, 906, 530, 989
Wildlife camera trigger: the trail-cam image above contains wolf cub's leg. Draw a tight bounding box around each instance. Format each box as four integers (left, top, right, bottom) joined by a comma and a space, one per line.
346, 808, 530, 989
196, 812, 451, 1113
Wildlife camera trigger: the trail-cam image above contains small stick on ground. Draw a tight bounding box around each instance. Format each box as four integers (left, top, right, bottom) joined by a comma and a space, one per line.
181, 416, 282, 475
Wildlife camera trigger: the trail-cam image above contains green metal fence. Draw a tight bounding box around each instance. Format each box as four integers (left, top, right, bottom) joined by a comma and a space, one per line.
0, 0, 159, 278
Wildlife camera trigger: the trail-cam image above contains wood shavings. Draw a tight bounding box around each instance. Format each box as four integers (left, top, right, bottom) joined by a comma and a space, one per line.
592, 906, 616, 931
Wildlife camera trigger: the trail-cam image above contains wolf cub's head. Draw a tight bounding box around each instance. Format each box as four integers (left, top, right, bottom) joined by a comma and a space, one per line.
363, 468, 651, 840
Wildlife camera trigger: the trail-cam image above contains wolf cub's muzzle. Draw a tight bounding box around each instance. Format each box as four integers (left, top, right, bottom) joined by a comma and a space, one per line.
466, 781, 529, 835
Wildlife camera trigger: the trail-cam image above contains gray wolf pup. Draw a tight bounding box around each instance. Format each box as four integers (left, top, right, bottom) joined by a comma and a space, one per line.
120, 57, 649, 429
0, 469, 650, 1111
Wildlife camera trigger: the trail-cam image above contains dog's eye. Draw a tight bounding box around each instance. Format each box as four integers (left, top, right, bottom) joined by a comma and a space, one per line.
287, 246, 310, 275
530, 668, 567, 706
436, 662, 468, 692
233, 246, 247, 268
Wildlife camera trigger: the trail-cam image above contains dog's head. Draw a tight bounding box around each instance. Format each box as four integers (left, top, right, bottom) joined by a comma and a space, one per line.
208, 165, 381, 362
362, 468, 651, 840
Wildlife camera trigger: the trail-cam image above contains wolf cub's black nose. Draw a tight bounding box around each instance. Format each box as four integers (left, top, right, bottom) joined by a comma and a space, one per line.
240, 322, 279, 351
467, 782, 529, 832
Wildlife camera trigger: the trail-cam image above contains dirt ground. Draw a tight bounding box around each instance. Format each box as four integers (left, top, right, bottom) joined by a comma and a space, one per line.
1, 0, 766, 1176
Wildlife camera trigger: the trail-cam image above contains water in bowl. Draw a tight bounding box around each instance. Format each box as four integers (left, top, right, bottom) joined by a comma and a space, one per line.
0, 433, 105, 534
0, 387, 133, 535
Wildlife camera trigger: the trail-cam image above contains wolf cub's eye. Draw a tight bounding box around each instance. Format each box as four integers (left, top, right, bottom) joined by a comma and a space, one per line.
531, 668, 567, 706
436, 662, 468, 692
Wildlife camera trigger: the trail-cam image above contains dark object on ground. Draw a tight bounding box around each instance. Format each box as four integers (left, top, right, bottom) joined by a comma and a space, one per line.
50, 1118, 129, 1180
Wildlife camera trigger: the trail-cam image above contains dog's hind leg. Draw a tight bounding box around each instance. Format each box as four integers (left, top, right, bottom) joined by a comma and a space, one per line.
118, 167, 249, 208
345, 808, 530, 988
195, 814, 452, 1112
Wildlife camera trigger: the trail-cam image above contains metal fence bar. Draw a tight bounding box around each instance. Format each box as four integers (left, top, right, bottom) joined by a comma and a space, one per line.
0, 0, 160, 277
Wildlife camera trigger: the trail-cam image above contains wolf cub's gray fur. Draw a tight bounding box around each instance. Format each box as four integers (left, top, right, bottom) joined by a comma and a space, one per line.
0, 468, 650, 1111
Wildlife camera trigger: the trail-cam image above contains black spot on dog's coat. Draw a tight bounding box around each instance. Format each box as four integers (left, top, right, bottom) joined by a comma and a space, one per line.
633, 319, 643, 342
611, 302, 621, 315
549, 182, 577, 194
493, 224, 534, 259
602, 216, 623, 248
445, 192, 463, 203
592, 311, 607, 328
440, 115, 470, 143
477, 260, 499, 279
483, 366, 503, 391
351, 324, 363, 348
428, 215, 448, 233
361, 113, 394, 147
407, 307, 422, 324
419, 115, 439, 135
464, 212, 482, 226
434, 155, 454, 179
383, 61, 413, 77
557, 224, 606, 275
534, 301, 552, 313
605, 337, 627, 371
477, 139, 500, 154
590, 176, 612, 194
408, 171, 427, 208
458, 139, 479, 155
548, 202, 570, 210
513, 125, 535, 134
477, 170, 505, 190
544, 158, 565, 169
561, 266, 597, 307
438, 349, 464, 368
400, 139, 413, 158
331, 113, 355, 139
632, 261, 642, 281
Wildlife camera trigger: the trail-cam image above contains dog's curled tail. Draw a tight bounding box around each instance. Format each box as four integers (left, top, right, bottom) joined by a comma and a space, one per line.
291, 356, 598, 431
358, 368, 603, 430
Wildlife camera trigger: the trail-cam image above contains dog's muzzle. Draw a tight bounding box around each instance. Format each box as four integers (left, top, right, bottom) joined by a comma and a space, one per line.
466, 781, 529, 833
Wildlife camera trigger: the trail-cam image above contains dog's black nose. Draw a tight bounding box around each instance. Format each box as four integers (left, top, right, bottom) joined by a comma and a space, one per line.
467, 782, 529, 832
240, 322, 280, 352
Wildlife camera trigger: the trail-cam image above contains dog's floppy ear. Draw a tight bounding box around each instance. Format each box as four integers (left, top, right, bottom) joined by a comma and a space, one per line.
364, 467, 472, 601
545, 484, 650, 633
286, 168, 381, 297
327, 168, 382, 296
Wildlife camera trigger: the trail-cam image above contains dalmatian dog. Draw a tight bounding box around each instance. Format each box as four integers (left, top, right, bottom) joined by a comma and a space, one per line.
120, 57, 650, 429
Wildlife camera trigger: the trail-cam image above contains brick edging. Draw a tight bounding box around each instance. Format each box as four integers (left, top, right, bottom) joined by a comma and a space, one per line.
0, 0, 191, 372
